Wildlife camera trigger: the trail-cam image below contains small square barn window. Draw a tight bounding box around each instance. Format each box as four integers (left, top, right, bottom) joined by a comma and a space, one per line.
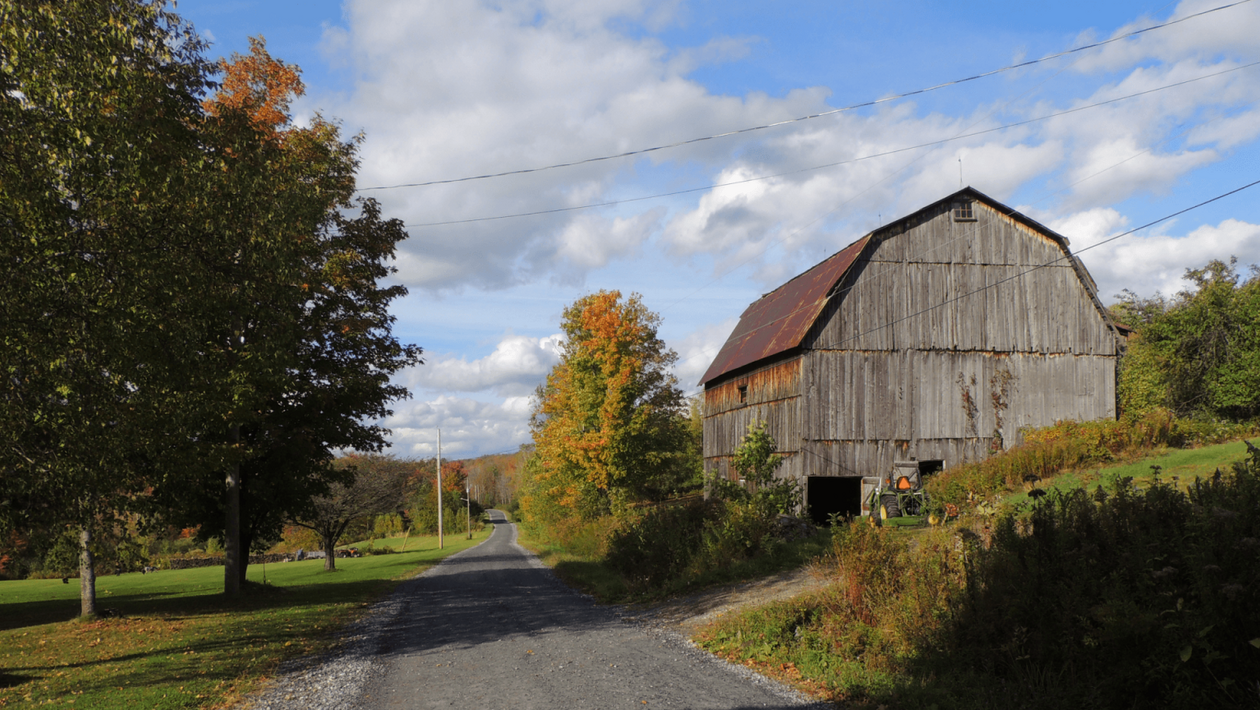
738, 385, 748, 403
953, 201, 976, 222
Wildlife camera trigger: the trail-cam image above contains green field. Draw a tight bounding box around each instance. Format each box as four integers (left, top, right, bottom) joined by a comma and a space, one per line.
1002, 438, 1253, 507
0, 528, 490, 709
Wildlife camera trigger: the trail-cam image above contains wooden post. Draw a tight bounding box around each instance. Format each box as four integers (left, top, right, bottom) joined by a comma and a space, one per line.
436, 429, 443, 550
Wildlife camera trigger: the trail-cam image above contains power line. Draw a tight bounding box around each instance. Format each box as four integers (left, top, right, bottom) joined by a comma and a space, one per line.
359, 0, 1253, 193
405, 61, 1260, 228
673, 177, 1260, 378
840, 177, 1260, 347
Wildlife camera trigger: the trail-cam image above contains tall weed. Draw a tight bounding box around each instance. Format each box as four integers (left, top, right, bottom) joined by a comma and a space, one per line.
701, 442, 1260, 709
605, 498, 780, 593
929, 409, 1256, 506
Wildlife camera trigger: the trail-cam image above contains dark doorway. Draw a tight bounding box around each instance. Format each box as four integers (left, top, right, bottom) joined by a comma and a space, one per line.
807, 476, 862, 525
918, 460, 945, 475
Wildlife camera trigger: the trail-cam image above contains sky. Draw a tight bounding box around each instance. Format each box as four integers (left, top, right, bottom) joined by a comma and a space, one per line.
171, 0, 1260, 459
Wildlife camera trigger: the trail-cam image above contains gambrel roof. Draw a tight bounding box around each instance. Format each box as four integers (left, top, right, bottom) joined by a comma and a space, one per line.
699, 186, 1112, 387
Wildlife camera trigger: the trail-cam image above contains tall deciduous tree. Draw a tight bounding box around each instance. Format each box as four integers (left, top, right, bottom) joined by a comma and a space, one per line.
1118, 258, 1260, 420
526, 291, 687, 522
0, 0, 221, 615
149, 39, 422, 595
1, 3, 420, 608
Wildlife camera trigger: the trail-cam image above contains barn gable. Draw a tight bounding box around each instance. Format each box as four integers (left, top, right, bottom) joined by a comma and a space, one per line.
701, 187, 1123, 519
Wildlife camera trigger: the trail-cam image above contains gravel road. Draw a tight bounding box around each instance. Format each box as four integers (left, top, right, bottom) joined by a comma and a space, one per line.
245, 510, 829, 710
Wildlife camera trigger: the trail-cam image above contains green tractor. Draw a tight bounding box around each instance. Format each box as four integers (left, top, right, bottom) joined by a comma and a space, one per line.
863, 461, 932, 527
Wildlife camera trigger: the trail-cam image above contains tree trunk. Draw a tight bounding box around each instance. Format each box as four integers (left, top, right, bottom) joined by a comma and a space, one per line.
322, 533, 337, 571
238, 528, 252, 589
224, 425, 242, 597
79, 527, 97, 617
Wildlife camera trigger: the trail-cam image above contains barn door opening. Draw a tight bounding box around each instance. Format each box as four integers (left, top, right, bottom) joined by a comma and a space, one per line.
806, 476, 862, 526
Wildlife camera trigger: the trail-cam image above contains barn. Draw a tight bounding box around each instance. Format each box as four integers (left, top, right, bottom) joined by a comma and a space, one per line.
698, 187, 1126, 523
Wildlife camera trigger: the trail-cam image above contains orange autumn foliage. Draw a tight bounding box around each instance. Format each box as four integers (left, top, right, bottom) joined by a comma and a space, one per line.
526, 291, 687, 521
203, 36, 302, 138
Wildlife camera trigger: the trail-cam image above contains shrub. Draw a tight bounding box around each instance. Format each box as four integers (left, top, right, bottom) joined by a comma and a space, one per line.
604, 497, 791, 593
605, 499, 715, 588
709, 420, 801, 516
928, 411, 1257, 507
930, 441, 1260, 708
826, 522, 967, 667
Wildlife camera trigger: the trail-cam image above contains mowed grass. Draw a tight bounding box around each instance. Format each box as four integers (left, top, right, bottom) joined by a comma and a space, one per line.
0, 527, 490, 709
1002, 438, 1253, 507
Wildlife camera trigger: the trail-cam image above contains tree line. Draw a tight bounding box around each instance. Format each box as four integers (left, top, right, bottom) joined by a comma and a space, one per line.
1, 1, 419, 613
1113, 257, 1260, 421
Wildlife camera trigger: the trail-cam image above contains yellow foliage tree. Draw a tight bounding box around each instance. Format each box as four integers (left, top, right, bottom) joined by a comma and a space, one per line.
526, 291, 688, 521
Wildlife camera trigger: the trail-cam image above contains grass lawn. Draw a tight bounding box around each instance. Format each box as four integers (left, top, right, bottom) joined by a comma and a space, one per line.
0, 527, 490, 709
1002, 438, 1254, 508
340, 528, 479, 551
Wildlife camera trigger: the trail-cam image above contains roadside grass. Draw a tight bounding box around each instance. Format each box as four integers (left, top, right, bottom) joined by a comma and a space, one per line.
517, 517, 832, 604
693, 438, 1260, 709
516, 518, 630, 602
0, 527, 490, 709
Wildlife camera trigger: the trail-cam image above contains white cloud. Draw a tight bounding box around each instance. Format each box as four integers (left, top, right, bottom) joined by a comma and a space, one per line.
311, 0, 1260, 300
404, 333, 563, 397
553, 208, 665, 274
670, 317, 739, 391
1062, 216, 1260, 301
1072, 0, 1260, 74
384, 395, 534, 459
318, 0, 817, 292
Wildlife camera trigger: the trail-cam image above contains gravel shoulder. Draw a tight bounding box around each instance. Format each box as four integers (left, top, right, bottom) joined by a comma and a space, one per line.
618, 566, 829, 637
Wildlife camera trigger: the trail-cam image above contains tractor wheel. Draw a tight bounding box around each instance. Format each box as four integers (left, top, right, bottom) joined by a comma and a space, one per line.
880, 493, 901, 519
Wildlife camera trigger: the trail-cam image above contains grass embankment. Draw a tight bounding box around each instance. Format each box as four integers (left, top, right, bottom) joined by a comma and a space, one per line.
517, 506, 832, 604
695, 428, 1260, 710
0, 528, 490, 709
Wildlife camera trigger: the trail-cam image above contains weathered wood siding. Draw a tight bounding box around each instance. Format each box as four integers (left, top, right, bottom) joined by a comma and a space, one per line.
704, 357, 801, 444
787, 199, 1118, 478
810, 202, 1117, 356
795, 350, 1115, 476
703, 357, 804, 482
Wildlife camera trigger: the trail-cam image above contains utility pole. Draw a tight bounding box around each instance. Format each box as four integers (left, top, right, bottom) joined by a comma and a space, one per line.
465, 485, 472, 540
436, 428, 443, 550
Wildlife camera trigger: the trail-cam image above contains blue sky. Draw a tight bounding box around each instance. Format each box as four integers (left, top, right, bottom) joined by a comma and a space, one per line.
171, 0, 1260, 458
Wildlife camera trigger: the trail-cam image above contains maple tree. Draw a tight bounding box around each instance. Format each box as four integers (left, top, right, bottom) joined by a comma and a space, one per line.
526, 291, 689, 522
0, 0, 223, 614
1, 1, 419, 608
146, 38, 422, 595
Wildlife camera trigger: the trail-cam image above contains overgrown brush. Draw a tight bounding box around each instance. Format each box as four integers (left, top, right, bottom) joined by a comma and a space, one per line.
940, 443, 1260, 709
701, 442, 1260, 709
928, 409, 1255, 506
604, 498, 780, 592
521, 513, 616, 560
697, 523, 967, 701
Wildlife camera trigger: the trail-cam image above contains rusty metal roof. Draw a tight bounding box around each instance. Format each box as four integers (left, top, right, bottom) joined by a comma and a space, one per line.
699, 235, 870, 386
